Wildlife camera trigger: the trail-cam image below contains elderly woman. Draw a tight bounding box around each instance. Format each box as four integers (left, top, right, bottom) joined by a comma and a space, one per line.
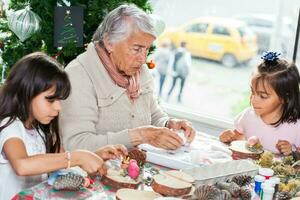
59, 4, 195, 152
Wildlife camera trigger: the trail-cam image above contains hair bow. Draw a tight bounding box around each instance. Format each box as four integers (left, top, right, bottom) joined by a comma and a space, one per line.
261, 51, 281, 62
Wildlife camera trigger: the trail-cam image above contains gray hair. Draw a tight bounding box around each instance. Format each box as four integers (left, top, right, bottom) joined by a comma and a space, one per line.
92, 4, 156, 45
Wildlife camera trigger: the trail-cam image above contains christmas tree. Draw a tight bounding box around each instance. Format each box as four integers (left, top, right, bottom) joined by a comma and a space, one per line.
57, 9, 79, 46
0, 0, 152, 82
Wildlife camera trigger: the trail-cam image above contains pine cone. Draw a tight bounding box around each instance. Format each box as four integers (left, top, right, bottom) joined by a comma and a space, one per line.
282, 156, 295, 165
220, 189, 231, 200
53, 173, 84, 190
258, 151, 274, 168
193, 185, 222, 200
292, 151, 300, 161
128, 148, 147, 166
276, 191, 292, 200
215, 181, 240, 197
240, 186, 251, 200
231, 175, 253, 187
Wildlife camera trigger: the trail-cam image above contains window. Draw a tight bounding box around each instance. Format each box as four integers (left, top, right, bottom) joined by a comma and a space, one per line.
212, 25, 230, 36
151, 0, 300, 124
185, 23, 208, 33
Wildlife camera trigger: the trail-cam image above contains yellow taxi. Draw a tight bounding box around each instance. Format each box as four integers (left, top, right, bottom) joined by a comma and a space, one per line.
158, 17, 257, 67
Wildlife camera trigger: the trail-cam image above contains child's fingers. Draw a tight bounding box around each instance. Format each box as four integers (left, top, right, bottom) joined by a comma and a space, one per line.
220, 130, 235, 143
98, 165, 107, 176
220, 134, 228, 142
278, 143, 292, 155
221, 135, 232, 143
114, 144, 128, 156
277, 141, 291, 149
281, 147, 292, 155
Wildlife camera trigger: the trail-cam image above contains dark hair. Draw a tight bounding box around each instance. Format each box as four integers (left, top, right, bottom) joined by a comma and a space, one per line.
252, 58, 300, 126
0, 52, 71, 153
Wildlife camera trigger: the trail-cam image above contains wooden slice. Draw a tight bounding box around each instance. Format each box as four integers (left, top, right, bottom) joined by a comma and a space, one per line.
151, 173, 192, 196
163, 170, 195, 183
229, 140, 263, 160
116, 188, 162, 200
101, 168, 141, 189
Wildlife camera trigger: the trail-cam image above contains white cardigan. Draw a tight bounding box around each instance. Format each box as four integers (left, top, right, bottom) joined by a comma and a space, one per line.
59, 43, 169, 151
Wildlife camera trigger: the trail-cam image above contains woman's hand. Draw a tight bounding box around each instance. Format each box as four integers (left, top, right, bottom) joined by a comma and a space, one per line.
95, 144, 128, 160
72, 150, 107, 175
129, 126, 184, 150
166, 118, 196, 143
219, 129, 244, 143
276, 140, 292, 156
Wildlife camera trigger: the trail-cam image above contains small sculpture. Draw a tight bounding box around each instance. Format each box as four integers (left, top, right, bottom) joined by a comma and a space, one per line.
128, 159, 140, 179
246, 136, 263, 153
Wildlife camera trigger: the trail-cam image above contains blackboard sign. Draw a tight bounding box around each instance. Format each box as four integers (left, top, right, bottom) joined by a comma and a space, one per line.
54, 6, 83, 47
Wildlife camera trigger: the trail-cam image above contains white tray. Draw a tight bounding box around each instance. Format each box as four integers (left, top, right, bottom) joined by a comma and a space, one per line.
146, 151, 198, 169
183, 160, 258, 185
139, 137, 232, 169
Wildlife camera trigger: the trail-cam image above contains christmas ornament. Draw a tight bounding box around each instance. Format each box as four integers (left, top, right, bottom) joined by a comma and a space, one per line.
57, 9, 78, 46
147, 60, 156, 69
54, 6, 83, 47
149, 14, 166, 37
7, 6, 41, 42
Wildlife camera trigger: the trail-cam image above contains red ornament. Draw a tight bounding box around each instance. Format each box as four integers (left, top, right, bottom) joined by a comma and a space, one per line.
147, 60, 156, 69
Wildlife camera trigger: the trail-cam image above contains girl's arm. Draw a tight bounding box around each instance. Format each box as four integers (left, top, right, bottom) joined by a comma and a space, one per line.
3, 138, 105, 176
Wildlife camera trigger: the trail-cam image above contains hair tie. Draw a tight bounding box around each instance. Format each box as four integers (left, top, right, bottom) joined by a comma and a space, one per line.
261, 51, 281, 62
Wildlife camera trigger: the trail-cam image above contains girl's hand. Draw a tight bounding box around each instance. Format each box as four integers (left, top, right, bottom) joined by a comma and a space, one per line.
219, 130, 236, 143
219, 129, 244, 143
95, 144, 128, 160
276, 140, 292, 156
73, 150, 106, 175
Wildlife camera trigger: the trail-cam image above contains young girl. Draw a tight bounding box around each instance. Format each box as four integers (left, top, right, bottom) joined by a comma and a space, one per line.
220, 52, 300, 156
0, 52, 127, 199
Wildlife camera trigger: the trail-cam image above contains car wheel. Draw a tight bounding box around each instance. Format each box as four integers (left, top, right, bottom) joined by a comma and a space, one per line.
222, 54, 237, 68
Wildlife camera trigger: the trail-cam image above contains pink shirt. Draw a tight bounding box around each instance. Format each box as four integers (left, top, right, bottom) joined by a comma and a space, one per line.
234, 107, 300, 153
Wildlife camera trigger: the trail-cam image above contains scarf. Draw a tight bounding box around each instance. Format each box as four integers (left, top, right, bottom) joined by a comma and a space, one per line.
95, 43, 140, 100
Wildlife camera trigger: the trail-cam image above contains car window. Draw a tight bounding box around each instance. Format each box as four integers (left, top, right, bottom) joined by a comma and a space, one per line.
212, 25, 230, 36
185, 23, 208, 33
